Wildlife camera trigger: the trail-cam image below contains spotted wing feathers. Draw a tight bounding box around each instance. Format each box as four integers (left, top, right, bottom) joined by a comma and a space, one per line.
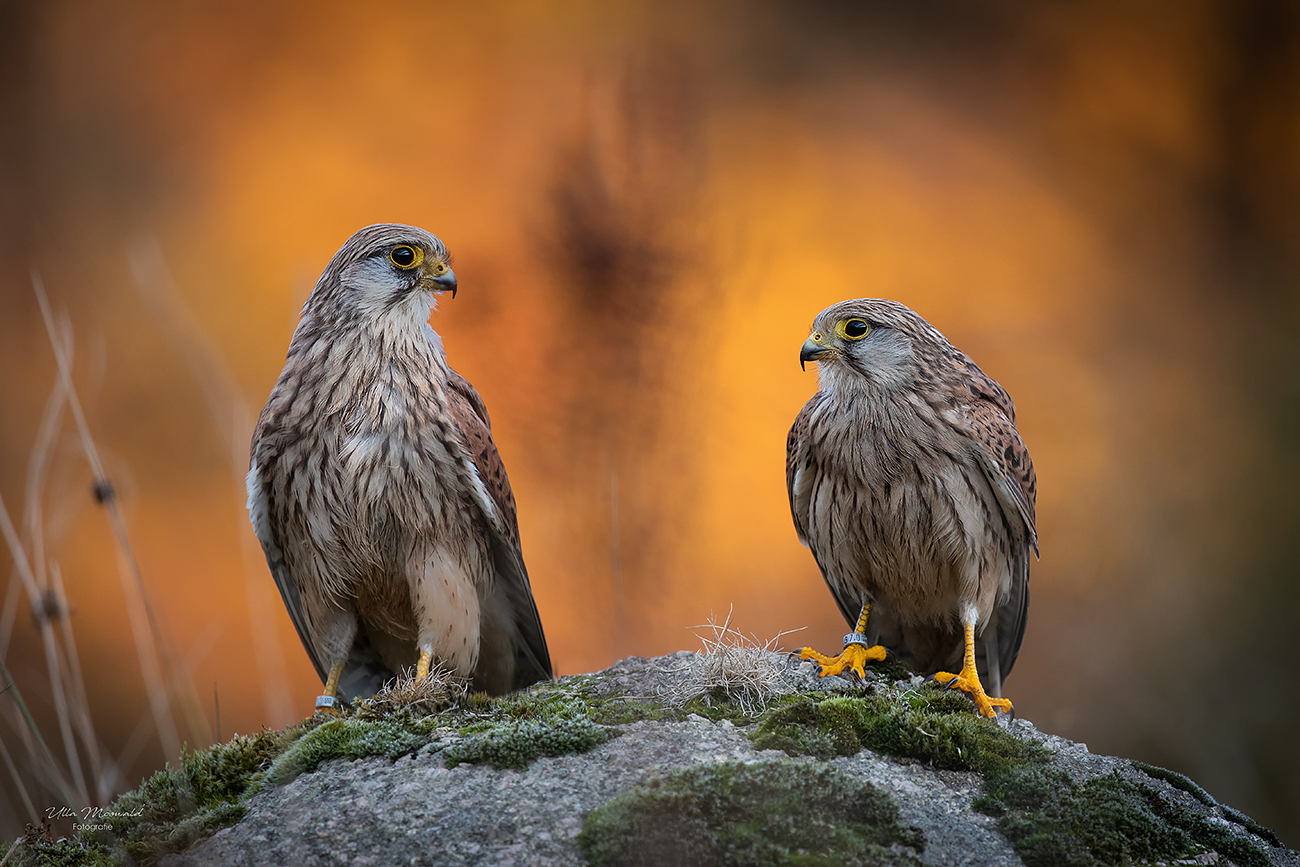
954, 357, 1038, 555
444, 369, 553, 689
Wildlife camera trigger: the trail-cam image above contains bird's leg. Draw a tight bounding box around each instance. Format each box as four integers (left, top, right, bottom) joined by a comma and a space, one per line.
415, 649, 432, 681
315, 660, 345, 715
932, 614, 1013, 718
799, 603, 887, 680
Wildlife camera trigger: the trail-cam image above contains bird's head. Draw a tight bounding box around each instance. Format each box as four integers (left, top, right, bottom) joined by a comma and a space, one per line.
306, 223, 458, 328
800, 299, 947, 392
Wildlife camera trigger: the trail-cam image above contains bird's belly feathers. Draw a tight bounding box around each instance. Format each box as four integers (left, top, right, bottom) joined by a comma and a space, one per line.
808, 436, 1011, 627
283, 415, 486, 611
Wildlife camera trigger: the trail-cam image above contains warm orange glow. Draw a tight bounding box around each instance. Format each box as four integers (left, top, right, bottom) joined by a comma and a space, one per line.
1, 0, 1297, 845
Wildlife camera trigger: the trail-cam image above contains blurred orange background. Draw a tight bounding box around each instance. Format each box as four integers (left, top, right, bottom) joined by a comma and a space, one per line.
2, 0, 1299, 845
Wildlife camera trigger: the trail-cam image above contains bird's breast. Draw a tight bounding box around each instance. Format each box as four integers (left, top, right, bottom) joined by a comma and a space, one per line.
806, 400, 1005, 620
333, 360, 467, 536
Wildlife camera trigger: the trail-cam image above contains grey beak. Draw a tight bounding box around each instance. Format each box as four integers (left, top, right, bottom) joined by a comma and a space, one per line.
434, 269, 458, 299
800, 337, 829, 371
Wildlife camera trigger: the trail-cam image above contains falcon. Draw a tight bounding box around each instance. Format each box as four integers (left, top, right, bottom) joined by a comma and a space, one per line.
788, 299, 1036, 717
247, 223, 552, 710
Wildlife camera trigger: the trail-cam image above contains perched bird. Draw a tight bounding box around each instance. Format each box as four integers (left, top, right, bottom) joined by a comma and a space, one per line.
247, 223, 552, 709
788, 299, 1036, 717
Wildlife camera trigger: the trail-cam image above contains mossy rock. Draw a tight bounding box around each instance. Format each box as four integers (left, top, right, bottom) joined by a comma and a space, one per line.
744, 684, 1276, 866
442, 717, 615, 770
977, 762, 1272, 867
264, 715, 434, 784
749, 687, 1045, 773
578, 759, 925, 867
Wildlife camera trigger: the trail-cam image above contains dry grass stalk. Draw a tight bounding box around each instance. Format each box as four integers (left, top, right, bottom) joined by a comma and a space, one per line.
0, 729, 38, 826
661, 607, 805, 715
49, 563, 110, 802
0, 492, 82, 809
129, 238, 295, 727
32, 271, 188, 763
0, 344, 120, 808
0, 653, 75, 812
0, 319, 70, 662
4, 321, 106, 806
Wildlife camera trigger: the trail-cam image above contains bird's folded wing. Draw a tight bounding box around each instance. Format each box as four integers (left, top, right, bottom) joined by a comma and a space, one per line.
954, 357, 1036, 681
786, 393, 823, 547
246, 460, 329, 684
444, 368, 553, 682
955, 359, 1038, 555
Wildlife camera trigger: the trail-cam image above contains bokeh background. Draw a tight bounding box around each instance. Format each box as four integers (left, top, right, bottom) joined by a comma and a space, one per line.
1, 0, 1298, 845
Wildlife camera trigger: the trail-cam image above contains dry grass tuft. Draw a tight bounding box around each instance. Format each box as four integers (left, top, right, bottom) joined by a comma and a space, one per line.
358, 665, 466, 717
660, 608, 805, 716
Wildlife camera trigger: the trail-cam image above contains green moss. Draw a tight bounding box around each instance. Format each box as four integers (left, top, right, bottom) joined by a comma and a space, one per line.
442, 717, 614, 770
3, 837, 116, 867
264, 716, 433, 785
749, 687, 1045, 773
82, 725, 312, 865
578, 760, 925, 867
1220, 804, 1284, 849
588, 695, 682, 726
1131, 760, 1284, 849
977, 765, 1271, 867
743, 684, 1270, 867
1129, 759, 1217, 807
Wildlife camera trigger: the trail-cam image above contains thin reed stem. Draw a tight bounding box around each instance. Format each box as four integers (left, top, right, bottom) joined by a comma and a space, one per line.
51, 564, 106, 801
31, 271, 183, 762
0, 657, 75, 809
129, 239, 295, 726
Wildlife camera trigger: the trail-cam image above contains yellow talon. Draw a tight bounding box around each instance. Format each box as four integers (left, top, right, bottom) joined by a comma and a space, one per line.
933, 621, 1013, 718
800, 641, 887, 679
800, 603, 887, 679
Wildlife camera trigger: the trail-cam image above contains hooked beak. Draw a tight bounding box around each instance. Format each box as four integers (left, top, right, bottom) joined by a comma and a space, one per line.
800, 336, 829, 371
432, 268, 457, 299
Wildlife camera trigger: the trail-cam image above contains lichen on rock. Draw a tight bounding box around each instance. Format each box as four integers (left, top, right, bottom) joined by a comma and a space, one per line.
578, 759, 926, 867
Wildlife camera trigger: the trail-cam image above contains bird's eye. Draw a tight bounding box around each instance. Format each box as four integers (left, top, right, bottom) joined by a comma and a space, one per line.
389, 245, 423, 269
839, 319, 870, 340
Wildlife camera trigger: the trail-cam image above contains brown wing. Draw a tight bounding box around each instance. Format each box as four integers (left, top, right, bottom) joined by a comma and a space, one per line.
786, 392, 823, 547
443, 368, 552, 689
954, 356, 1038, 553
787, 391, 865, 628
951, 354, 1037, 685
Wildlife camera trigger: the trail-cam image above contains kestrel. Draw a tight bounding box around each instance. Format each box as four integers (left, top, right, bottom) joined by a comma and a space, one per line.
787, 299, 1036, 717
247, 224, 552, 710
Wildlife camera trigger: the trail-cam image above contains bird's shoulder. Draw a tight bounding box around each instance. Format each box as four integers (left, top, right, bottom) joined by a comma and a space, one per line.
946, 350, 1038, 548
442, 367, 521, 545
786, 391, 827, 483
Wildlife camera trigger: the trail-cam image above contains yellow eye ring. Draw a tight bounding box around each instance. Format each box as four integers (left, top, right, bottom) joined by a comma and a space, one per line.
389, 245, 424, 269
836, 318, 870, 340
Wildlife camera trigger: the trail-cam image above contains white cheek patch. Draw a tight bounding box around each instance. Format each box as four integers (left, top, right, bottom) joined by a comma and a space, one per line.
410, 545, 481, 676
341, 259, 434, 325
342, 259, 404, 316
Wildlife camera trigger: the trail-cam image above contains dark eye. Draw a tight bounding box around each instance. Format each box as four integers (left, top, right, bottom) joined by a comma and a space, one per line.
389, 245, 420, 269
844, 319, 869, 339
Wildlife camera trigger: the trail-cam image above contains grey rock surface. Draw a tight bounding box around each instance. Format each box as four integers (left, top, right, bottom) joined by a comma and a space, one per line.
159, 653, 1296, 867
